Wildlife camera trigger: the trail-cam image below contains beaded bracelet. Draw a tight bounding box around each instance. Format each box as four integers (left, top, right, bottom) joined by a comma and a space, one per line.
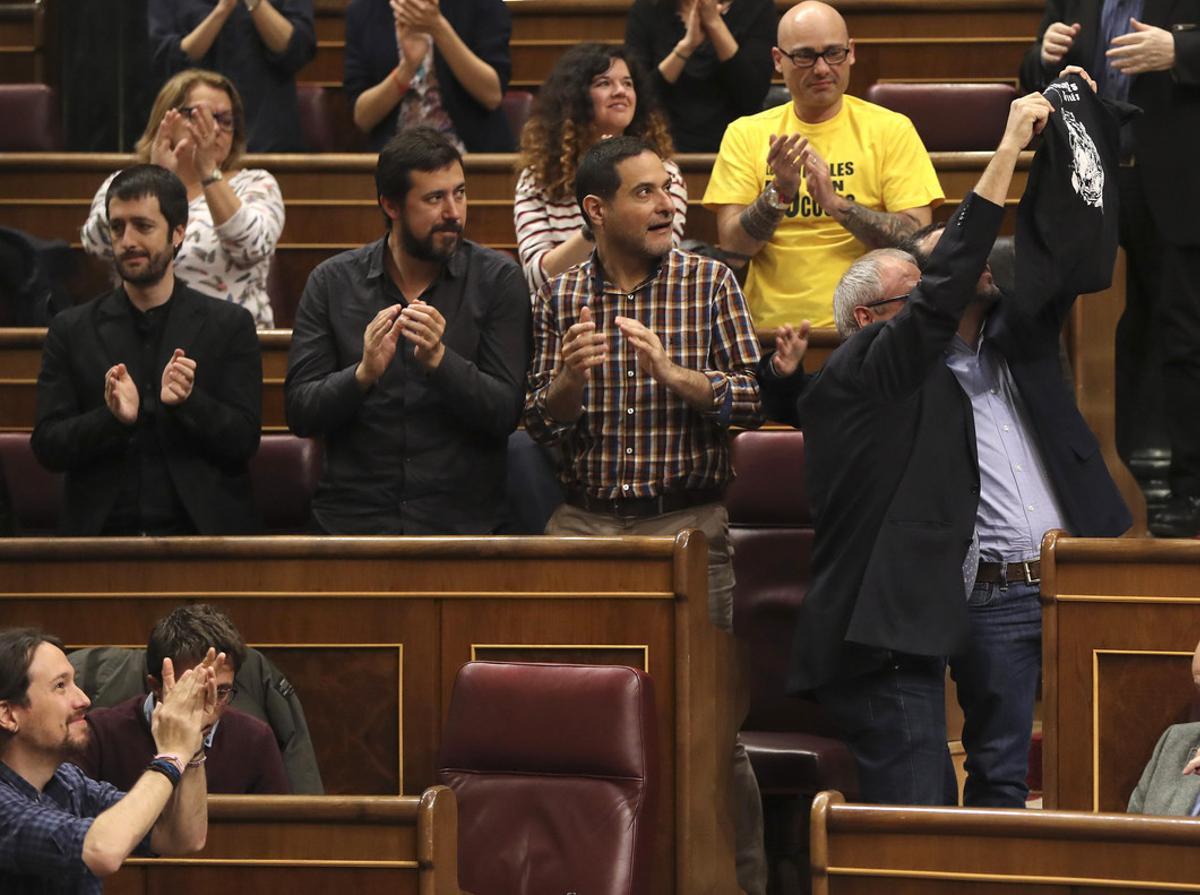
187, 751, 208, 769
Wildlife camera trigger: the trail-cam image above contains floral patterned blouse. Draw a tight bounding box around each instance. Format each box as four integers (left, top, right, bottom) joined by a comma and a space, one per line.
81, 168, 285, 329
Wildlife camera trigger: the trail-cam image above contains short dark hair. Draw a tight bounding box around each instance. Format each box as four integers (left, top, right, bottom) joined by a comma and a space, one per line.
897, 221, 947, 270
146, 604, 247, 680
575, 135, 657, 235
106, 164, 190, 234
0, 628, 64, 744
375, 126, 464, 228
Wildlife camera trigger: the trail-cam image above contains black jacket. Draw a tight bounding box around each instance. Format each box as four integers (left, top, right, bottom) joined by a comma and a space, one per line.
760, 193, 1130, 692
32, 281, 262, 535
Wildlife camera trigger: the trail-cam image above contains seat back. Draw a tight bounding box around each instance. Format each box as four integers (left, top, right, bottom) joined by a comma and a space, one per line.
864, 82, 1018, 152
727, 430, 840, 738
0, 431, 62, 535
438, 661, 658, 895
250, 434, 322, 533
501, 89, 535, 141
296, 84, 365, 153
0, 84, 64, 151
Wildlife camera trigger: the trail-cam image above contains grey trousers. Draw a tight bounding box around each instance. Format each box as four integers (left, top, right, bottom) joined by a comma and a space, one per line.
547, 500, 768, 895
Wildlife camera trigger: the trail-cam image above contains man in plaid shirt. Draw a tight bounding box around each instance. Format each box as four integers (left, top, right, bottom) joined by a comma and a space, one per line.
523, 135, 767, 895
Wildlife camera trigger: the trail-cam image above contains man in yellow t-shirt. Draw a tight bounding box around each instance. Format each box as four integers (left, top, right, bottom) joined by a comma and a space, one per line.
703, 0, 944, 330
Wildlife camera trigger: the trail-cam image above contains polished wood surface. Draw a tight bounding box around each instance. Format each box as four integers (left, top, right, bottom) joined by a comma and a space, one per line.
106, 789, 461, 895
0, 532, 736, 895
1040, 533, 1200, 813
810, 790, 1200, 894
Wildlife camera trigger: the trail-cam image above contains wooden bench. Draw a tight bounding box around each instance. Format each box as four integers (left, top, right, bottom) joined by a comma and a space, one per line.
810, 789, 1200, 894
1041, 533, 1200, 812
0, 532, 739, 895
108, 789, 462, 895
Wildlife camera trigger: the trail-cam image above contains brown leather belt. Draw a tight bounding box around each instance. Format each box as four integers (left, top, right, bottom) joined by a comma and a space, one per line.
976, 559, 1041, 585
565, 487, 724, 520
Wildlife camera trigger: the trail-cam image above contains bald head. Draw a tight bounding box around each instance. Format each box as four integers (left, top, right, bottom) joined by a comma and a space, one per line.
778, 1, 849, 47
773, 1, 855, 123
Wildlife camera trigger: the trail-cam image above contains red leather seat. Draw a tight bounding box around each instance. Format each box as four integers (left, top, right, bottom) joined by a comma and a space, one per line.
296, 84, 366, 153
0, 84, 64, 151
727, 429, 858, 798
250, 434, 322, 533
501, 89, 534, 141
865, 82, 1018, 152
438, 661, 658, 895
0, 432, 62, 535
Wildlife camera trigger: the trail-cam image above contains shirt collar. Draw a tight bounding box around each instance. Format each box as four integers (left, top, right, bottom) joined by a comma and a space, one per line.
0, 758, 40, 799
367, 232, 468, 284
143, 692, 218, 748
588, 248, 668, 299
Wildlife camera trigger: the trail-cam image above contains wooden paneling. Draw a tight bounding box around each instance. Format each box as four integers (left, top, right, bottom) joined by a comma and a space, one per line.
1040, 534, 1200, 812
0, 532, 737, 895
810, 790, 1200, 895
106, 790, 462, 895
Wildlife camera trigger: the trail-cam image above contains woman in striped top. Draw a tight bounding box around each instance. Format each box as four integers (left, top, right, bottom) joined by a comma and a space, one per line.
514, 43, 688, 293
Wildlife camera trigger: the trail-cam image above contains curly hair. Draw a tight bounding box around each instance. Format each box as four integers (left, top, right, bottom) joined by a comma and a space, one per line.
134, 69, 247, 173
518, 43, 675, 202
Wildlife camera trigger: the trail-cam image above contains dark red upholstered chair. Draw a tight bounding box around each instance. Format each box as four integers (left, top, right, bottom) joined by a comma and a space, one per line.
501, 89, 534, 140
250, 434, 322, 533
727, 429, 858, 882
438, 661, 658, 895
864, 82, 1018, 152
0, 84, 64, 151
0, 432, 62, 535
296, 84, 366, 153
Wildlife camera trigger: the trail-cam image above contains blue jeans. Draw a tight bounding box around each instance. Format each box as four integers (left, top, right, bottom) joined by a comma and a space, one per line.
949, 579, 1041, 807
816, 652, 957, 805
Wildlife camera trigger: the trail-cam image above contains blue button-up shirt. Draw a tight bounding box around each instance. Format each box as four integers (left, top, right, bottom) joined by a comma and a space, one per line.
0, 759, 145, 894
945, 333, 1069, 561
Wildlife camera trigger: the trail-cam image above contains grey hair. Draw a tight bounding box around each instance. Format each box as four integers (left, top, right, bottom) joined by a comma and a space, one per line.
832, 248, 917, 338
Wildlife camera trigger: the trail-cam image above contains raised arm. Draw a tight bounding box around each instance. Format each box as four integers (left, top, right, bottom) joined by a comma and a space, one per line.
251, 0, 316, 73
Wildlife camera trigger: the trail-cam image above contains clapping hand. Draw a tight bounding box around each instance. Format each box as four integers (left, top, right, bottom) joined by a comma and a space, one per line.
104, 363, 139, 424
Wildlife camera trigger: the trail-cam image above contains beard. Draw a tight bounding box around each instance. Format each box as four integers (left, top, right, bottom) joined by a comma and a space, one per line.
608, 220, 673, 266
401, 218, 463, 263
114, 244, 173, 287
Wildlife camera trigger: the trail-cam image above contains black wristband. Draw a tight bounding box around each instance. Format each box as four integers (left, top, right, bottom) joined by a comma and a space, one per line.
146, 758, 182, 788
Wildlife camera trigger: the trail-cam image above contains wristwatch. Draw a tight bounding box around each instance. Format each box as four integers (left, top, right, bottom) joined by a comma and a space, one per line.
763, 181, 792, 211
201, 168, 223, 187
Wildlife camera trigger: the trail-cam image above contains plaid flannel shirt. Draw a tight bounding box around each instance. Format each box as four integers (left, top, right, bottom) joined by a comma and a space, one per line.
524, 248, 763, 499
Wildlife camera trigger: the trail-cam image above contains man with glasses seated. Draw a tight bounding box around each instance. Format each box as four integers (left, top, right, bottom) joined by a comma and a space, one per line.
703, 0, 943, 330
76, 605, 289, 795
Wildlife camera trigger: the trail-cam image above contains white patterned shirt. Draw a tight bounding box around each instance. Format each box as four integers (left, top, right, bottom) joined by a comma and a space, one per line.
82, 168, 285, 329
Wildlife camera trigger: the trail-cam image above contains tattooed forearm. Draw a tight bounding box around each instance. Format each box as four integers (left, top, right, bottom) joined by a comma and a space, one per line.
738, 192, 787, 243
837, 203, 922, 249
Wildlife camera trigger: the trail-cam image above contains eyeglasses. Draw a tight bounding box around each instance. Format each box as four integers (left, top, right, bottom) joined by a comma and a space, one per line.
862, 293, 910, 310
215, 684, 238, 705
779, 46, 851, 68
179, 105, 236, 133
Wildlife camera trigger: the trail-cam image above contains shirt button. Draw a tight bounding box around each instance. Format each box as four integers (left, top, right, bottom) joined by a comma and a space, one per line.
990, 388, 999, 395
626, 407, 634, 415
622, 483, 630, 491
627, 370, 635, 378
1015, 464, 1023, 472
625, 447, 633, 455
627, 294, 635, 301
1002, 424, 1010, 432
1027, 504, 1036, 512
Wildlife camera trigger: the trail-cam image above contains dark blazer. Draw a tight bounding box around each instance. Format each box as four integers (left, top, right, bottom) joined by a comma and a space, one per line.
343, 0, 514, 152
32, 281, 262, 535
1019, 0, 1200, 246
760, 193, 1131, 692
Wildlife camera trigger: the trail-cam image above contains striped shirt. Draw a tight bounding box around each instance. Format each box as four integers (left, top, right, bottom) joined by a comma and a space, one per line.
524, 248, 762, 499
514, 161, 689, 293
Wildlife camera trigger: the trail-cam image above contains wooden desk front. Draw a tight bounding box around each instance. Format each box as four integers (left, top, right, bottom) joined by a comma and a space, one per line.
1040, 533, 1200, 813
0, 532, 738, 895
108, 790, 462, 895
810, 790, 1200, 894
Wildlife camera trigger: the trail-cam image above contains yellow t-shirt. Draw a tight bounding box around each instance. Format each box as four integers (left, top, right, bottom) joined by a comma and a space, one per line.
703, 96, 944, 329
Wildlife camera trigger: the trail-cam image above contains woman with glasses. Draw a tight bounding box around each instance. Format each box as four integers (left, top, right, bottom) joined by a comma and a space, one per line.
625, 0, 777, 152
514, 43, 687, 292
81, 69, 284, 329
